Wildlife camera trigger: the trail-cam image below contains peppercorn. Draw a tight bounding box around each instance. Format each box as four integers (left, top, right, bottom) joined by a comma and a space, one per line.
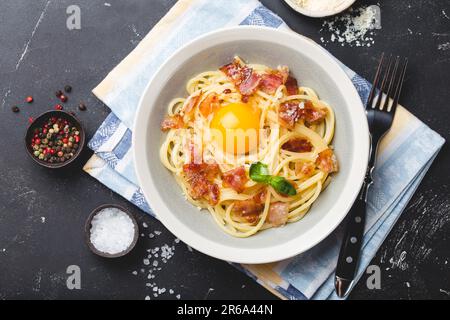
55, 104, 63, 110
11, 105, 20, 113
64, 85, 72, 93
26, 96, 33, 103
59, 94, 68, 103
55, 90, 63, 97
29, 115, 81, 164
78, 102, 87, 111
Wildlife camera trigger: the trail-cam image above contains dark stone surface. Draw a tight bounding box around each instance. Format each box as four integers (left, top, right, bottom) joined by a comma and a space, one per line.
0, 0, 448, 300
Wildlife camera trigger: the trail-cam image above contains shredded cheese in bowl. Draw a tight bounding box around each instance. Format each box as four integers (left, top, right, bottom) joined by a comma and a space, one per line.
286, 0, 356, 17
295, 0, 348, 12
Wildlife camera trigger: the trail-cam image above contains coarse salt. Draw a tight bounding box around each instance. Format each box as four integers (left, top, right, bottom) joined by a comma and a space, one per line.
90, 207, 135, 254
320, 6, 380, 47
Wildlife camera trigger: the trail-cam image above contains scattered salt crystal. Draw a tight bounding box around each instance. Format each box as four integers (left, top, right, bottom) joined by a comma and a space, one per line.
153, 293, 158, 297
40, 217, 46, 223
176, 294, 181, 299
153, 260, 159, 267
145, 296, 150, 300
143, 259, 150, 265
154, 230, 162, 236
132, 271, 138, 275
149, 233, 154, 238
153, 286, 158, 292
142, 222, 148, 228
169, 289, 174, 294
174, 238, 180, 243
89, 208, 135, 254
320, 6, 380, 47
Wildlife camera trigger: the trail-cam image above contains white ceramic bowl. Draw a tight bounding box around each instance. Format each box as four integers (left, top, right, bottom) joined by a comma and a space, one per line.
284, 0, 356, 18
133, 26, 369, 264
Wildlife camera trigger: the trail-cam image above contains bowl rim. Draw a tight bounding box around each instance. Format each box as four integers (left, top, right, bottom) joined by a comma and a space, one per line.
24, 110, 85, 169
85, 204, 139, 258
283, 0, 356, 18
133, 26, 369, 264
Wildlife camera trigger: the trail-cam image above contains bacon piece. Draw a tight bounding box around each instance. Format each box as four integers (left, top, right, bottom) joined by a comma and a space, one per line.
267, 202, 289, 227
160, 115, 184, 132
220, 59, 261, 97
285, 76, 299, 96
279, 102, 301, 129
277, 66, 290, 83
220, 58, 243, 83
259, 66, 290, 95
298, 101, 327, 124
183, 163, 221, 205
282, 138, 313, 153
199, 93, 220, 117
232, 191, 266, 224
238, 66, 261, 96
259, 73, 285, 94
222, 166, 248, 193
316, 149, 338, 173
295, 161, 315, 178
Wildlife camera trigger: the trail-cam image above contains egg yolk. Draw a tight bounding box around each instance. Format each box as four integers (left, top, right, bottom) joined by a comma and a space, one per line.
210, 102, 260, 155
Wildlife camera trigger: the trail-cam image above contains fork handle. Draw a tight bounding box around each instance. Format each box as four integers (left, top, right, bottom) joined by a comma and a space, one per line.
335, 166, 373, 297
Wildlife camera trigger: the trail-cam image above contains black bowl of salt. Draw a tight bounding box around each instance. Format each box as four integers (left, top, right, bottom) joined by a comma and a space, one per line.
85, 204, 139, 258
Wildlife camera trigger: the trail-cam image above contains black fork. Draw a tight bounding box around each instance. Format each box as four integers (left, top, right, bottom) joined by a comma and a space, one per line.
334, 54, 408, 298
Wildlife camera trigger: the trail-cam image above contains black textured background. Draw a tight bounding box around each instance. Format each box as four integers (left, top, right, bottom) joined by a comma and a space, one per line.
0, 0, 449, 300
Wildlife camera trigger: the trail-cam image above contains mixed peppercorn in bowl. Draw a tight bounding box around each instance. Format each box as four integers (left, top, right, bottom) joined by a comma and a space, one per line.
25, 110, 85, 168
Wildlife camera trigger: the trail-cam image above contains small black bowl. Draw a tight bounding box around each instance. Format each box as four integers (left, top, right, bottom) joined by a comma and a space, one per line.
85, 204, 139, 258
25, 110, 85, 169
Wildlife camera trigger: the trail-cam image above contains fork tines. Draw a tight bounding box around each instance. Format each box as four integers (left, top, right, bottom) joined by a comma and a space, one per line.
366, 53, 408, 113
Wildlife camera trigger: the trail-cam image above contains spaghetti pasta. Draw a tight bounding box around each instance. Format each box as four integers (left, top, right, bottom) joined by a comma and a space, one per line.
159, 57, 338, 237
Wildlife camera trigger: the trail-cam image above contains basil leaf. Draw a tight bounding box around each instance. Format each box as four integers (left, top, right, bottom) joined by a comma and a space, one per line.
269, 176, 297, 196
249, 162, 270, 183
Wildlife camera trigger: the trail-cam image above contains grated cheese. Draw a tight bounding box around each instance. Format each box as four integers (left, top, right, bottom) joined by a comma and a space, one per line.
294, 0, 348, 12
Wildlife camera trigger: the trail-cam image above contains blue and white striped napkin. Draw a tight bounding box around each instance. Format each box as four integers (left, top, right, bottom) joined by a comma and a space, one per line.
83, 0, 444, 300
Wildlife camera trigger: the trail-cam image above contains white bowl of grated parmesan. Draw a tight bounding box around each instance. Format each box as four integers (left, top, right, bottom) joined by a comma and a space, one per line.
284, 0, 357, 18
